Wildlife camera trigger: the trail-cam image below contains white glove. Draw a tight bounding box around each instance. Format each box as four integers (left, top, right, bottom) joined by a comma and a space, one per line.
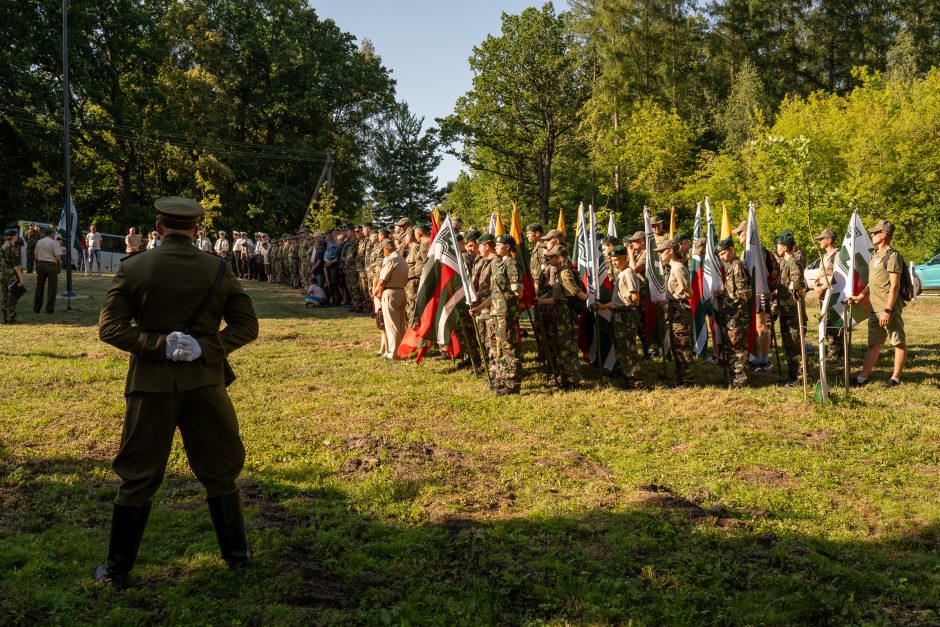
165, 331, 183, 360
171, 334, 202, 362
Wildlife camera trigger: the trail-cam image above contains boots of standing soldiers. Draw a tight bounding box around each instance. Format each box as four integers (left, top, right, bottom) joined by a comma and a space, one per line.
207, 492, 251, 570
93, 501, 152, 590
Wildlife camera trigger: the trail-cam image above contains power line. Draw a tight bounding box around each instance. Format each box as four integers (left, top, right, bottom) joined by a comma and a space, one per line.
1, 106, 330, 163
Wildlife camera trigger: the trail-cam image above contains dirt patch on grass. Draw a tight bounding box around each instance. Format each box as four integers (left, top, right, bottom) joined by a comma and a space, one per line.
636, 484, 708, 519
800, 430, 832, 448
242, 482, 304, 533
735, 465, 797, 489
533, 451, 614, 483
339, 434, 464, 480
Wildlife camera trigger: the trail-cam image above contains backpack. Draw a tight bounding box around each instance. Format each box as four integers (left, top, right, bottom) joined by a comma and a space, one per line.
890, 250, 918, 303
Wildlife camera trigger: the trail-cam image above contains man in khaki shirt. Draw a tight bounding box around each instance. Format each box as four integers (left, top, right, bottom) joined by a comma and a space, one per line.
848, 219, 906, 387
34, 227, 61, 313
374, 239, 409, 358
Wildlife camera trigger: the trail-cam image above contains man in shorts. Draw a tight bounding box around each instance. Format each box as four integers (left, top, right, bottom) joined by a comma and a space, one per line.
848, 219, 906, 387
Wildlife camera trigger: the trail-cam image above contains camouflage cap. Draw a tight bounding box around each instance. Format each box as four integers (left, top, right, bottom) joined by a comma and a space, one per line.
732, 221, 748, 235
626, 230, 645, 242
394, 217, 413, 227
651, 214, 665, 225
380, 238, 395, 250
539, 228, 565, 241
693, 236, 706, 250
869, 219, 895, 235
815, 228, 837, 241
544, 244, 568, 258
716, 236, 735, 252
655, 238, 676, 252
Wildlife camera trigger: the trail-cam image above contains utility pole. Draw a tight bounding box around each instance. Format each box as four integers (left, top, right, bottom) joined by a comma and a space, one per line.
299, 154, 333, 231
62, 0, 76, 303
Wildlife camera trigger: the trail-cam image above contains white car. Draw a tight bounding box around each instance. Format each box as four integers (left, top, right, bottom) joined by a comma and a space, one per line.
804, 258, 821, 287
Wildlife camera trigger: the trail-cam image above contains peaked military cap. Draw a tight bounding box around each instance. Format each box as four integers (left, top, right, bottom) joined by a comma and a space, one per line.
154, 196, 204, 229
815, 228, 837, 241
626, 230, 645, 242
540, 229, 565, 241
732, 221, 748, 235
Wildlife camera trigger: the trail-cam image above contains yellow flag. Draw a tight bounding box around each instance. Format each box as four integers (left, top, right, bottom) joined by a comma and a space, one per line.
669, 206, 676, 239
720, 202, 731, 240
556, 207, 566, 236
495, 213, 505, 236
431, 206, 442, 232
509, 202, 524, 246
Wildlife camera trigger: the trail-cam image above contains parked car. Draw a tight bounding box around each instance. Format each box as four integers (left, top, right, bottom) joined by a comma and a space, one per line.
804, 257, 821, 287
914, 254, 940, 290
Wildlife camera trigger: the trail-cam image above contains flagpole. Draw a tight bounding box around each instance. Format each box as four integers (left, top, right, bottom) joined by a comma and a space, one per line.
62, 0, 76, 305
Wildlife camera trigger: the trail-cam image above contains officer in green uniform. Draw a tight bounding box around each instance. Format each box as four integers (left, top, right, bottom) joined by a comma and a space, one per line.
95, 196, 259, 589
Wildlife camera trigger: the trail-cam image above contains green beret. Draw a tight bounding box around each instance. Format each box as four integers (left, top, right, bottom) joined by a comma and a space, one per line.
464, 228, 481, 241
415, 223, 431, 233
4, 228, 18, 237
716, 236, 735, 252
609, 244, 628, 257
775, 233, 796, 247
495, 234, 515, 246
478, 233, 495, 245
675, 231, 690, 242
42, 226, 56, 235
525, 223, 544, 233
363, 222, 375, 229
154, 196, 204, 229
378, 228, 391, 237
602, 235, 619, 246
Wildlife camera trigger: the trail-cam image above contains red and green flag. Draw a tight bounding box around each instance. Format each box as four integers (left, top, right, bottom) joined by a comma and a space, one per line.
397, 215, 474, 362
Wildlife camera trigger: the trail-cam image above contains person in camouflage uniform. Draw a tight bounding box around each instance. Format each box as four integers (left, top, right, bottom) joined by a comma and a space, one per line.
299, 234, 312, 288
286, 236, 299, 288
657, 238, 694, 386
403, 228, 420, 323
343, 227, 362, 310
538, 245, 585, 389
775, 231, 807, 385
596, 245, 642, 389
357, 224, 373, 313
2, 229, 25, 323
715, 237, 752, 388
367, 230, 387, 314
25, 224, 40, 273
468, 234, 496, 381
471, 234, 522, 394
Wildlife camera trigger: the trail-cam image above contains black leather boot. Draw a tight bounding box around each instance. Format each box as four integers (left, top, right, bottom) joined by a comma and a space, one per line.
207, 493, 251, 570
93, 502, 152, 590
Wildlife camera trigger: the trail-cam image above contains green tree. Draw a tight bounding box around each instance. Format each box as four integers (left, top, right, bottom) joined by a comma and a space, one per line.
368, 102, 442, 224
439, 3, 589, 222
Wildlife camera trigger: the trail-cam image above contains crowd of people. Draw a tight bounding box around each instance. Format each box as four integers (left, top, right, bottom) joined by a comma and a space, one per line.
2, 212, 911, 395
275, 213, 910, 396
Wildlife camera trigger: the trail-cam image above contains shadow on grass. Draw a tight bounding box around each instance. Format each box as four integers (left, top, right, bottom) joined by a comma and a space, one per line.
0, 453, 937, 625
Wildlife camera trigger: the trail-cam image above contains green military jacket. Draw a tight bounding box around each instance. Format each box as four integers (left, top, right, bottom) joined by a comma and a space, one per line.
490, 255, 521, 317
722, 258, 751, 317
99, 236, 259, 395
777, 254, 806, 317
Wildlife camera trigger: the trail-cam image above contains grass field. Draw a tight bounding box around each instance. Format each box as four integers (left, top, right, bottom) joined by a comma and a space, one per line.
1, 274, 938, 625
